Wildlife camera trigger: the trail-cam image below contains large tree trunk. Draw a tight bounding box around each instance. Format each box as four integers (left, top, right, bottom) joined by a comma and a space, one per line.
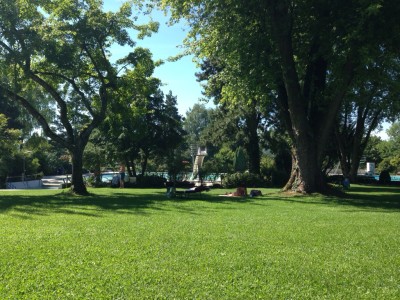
266, 1, 355, 193
334, 127, 351, 178
282, 149, 297, 191
282, 145, 325, 193
335, 102, 382, 182
70, 139, 88, 195
140, 149, 149, 175
245, 109, 261, 175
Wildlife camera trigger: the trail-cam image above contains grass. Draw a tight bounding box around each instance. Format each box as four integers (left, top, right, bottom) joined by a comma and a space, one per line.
0, 185, 399, 299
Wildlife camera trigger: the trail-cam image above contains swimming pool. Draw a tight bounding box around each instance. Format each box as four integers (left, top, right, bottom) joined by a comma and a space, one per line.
373, 175, 400, 182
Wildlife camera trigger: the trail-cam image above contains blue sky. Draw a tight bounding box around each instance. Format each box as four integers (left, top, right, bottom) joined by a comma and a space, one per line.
103, 0, 204, 115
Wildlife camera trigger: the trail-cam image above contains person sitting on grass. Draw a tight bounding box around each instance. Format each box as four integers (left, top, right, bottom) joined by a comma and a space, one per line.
223, 184, 248, 197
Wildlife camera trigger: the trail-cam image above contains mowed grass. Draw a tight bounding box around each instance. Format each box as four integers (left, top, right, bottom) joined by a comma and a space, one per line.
0, 185, 399, 299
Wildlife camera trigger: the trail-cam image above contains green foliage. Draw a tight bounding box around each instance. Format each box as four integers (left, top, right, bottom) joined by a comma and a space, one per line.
135, 175, 165, 188
364, 135, 385, 165
0, 114, 22, 185
105, 66, 184, 176
378, 157, 396, 174
0, 114, 20, 157
158, 0, 400, 193
183, 103, 212, 147
222, 172, 266, 188
24, 133, 63, 175
83, 129, 111, 174
260, 155, 289, 187
390, 155, 400, 174
233, 146, 247, 173
164, 147, 186, 182
213, 146, 235, 173
0, 0, 160, 194
368, 122, 400, 174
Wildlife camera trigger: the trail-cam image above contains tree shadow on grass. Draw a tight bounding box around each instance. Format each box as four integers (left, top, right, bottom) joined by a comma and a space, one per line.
259, 185, 400, 211
1, 185, 398, 217
0, 189, 253, 218
0, 190, 170, 217
326, 185, 400, 211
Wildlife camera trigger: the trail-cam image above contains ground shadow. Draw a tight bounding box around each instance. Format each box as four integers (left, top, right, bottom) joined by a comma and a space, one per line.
260, 185, 400, 211
0, 188, 255, 217
0, 190, 168, 217
326, 185, 400, 210
1, 185, 399, 217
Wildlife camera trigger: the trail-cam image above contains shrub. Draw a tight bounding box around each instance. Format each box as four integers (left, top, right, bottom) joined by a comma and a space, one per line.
234, 147, 248, 172
355, 175, 377, 184
135, 175, 165, 188
379, 170, 391, 185
222, 172, 266, 188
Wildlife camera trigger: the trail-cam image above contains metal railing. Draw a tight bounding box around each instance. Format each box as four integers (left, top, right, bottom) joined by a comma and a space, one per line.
6, 173, 43, 183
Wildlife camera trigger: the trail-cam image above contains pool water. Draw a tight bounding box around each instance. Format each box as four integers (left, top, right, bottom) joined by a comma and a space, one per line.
373, 175, 400, 181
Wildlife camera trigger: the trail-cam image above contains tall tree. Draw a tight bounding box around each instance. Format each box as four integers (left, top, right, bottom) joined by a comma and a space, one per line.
196, 59, 264, 175
0, 114, 21, 186
0, 0, 157, 194
377, 122, 400, 173
157, 0, 400, 193
335, 56, 400, 181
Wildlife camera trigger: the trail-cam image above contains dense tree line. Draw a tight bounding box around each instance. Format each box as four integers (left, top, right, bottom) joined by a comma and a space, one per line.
1, 0, 399, 193
0, 0, 160, 193
154, 0, 400, 192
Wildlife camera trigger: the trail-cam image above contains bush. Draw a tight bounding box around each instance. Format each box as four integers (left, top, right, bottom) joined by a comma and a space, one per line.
135, 175, 165, 188
222, 172, 267, 188
355, 175, 377, 184
165, 181, 194, 189
379, 170, 391, 185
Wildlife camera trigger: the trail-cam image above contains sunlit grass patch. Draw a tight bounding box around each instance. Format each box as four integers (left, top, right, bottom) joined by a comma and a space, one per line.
1, 185, 399, 299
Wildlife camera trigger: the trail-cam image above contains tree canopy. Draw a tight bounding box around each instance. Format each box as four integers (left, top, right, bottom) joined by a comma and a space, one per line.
156, 0, 400, 193
0, 0, 158, 193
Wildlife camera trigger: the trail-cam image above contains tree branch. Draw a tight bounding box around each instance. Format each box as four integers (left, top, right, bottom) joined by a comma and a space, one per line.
26, 71, 75, 143
0, 84, 70, 150
34, 71, 95, 117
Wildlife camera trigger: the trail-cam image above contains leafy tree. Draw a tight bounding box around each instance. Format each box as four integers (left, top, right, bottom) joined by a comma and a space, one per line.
106, 69, 162, 175
183, 103, 212, 148
83, 128, 110, 184
0, 0, 158, 194
386, 122, 400, 153
377, 122, 400, 174
104, 56, 184, 177
156, 0, 400, 193
0, 90, 32, 134
363, 135, 385, 167
335, 55, 400, 181
0, 114, 21, 186
233, 146, 247, 173
24, 133, 63, 175
155, 91, 186, 174
196, 56, 265, 175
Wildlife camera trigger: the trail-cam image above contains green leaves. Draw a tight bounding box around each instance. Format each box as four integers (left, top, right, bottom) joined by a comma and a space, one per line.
0, 0, 163, 193
117, 47, 155, 77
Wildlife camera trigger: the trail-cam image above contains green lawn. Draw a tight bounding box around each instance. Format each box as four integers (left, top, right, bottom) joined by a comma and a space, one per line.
0, 185, 399, 299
